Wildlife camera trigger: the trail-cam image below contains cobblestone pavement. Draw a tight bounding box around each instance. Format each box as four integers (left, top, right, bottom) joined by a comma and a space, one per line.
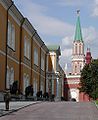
0, 101, 37, 117
0, 102, 98, 120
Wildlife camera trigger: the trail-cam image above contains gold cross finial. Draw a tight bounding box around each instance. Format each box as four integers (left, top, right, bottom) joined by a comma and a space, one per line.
77, 10, 80, 15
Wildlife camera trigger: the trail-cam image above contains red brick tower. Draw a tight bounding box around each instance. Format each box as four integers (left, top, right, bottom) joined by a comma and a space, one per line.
64, 11, 90, 102
85, 48, 92, 64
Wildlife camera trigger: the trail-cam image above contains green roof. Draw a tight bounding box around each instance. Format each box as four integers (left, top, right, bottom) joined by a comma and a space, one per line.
47, 45, 61, 55
74, 15, 83, 42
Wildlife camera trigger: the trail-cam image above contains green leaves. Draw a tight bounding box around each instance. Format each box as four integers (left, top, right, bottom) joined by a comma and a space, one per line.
80, 59, 98, 100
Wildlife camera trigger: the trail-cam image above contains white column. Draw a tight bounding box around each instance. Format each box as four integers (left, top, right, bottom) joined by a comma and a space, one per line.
56, 77, 59, 97
52, 75, 54, 94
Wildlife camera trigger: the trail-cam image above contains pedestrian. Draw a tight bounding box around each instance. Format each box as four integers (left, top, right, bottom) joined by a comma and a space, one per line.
4, 90, 11, 111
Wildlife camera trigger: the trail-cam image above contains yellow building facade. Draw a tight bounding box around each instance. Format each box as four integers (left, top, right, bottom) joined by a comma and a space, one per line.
46, 45, 64, 100
0, 0, 48, 97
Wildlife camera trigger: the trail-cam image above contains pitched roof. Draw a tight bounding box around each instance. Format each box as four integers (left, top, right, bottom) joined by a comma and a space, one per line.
47, 45, 61, 55
74, 14, 83, 42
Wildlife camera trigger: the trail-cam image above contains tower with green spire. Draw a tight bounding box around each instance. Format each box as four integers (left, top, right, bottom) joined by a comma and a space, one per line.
72, 10, 85, 75
74, 10, 83, 42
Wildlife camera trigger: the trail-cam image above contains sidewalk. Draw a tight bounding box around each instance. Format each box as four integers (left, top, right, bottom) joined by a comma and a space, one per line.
0, 101, 39, 117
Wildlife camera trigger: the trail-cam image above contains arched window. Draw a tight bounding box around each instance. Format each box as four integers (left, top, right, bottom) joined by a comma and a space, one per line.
79, 44, 81, 54
34, 48, 38, 65
10, 67, 14, 85
12, 24, 15, 50
33, 79, 37, 96
80, 64, 82, 72
23, 74, 29, 94
75, 65, 77, 73
27, 40, 30, 59
7, 20, 15, 50
75, 44, 77, 54
40, 78, 44, 93
24, 36, 27, 57
7, 20, 11, 46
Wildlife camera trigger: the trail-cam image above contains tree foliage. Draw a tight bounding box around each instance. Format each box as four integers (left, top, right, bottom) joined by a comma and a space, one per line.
80, 59, 98, 100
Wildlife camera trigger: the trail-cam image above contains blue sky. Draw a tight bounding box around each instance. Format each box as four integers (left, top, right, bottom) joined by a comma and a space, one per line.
14, 0, 98, 72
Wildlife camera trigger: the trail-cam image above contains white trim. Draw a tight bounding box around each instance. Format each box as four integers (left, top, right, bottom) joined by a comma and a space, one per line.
32, 69, 40, 75
65, 80, 80, 84
21, 62, 31, 70
66, 74, 80, 78
0, 1, 8, 10
7, 55, 19, 64
0, 50, 6, 56
9, 10, 21, 26
33, 37, 41, 47
22, 25, 32, 37
40, 74, 45, 78
0, 50, 19, 64
49, 52, 56, 55
72, 58, 85, 61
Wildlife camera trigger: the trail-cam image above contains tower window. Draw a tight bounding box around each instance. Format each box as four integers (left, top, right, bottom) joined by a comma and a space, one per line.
75, 44, 77, 54
75, 65, 77, 73
79, 44, 81, 54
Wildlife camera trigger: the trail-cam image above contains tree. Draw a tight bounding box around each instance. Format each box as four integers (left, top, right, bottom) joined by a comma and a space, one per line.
80, 59, 98, 100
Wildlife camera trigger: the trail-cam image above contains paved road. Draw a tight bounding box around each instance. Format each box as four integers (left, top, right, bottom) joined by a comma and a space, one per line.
0, 102, 98, 120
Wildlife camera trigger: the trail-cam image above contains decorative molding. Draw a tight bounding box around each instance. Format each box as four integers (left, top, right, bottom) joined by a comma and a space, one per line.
21, 62, 31, 70
0, 50, 19, 64
0, 50, 6, 56
7, 54, 19, 64
65, 80, 80, 84
9, 8, 21, 26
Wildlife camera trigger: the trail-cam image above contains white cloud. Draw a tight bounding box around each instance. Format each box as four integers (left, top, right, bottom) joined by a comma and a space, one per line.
83, 26, 98, 43
92, 0, 98, 16
14, 0, 98, 70
61, 48, 72, 58
14, 0, 74, 37
60, 25, 98, 70
61, 36, 73, 46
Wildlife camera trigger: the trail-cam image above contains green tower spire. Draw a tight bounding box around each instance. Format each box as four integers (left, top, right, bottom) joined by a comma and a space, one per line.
74, 10, 83, 42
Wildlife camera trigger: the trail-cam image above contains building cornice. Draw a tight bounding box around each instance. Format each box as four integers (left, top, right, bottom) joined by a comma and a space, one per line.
0, 0, 12, 10
8, 4, 24, 26
66, 74, 81, 78
22, 18, 35, 36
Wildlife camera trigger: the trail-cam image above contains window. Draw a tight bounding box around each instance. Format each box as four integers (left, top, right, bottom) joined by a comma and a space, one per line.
24, 37, 27, 57
23, 74, 30, 94
40, 78, 44, 93
75, 65, 77, 73
6, 67, 14, 89
34, 48, 38, 65
41, 56, 44, 71
10, 68, 14, 85
33, 79, 37, 96
75, 44, 77, 54
79, 44, 81, 54
7, 20, 15, 50
24, 36, 31, 59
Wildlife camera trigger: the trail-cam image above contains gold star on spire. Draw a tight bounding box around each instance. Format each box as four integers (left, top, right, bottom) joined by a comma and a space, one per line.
77, 10, 80, 16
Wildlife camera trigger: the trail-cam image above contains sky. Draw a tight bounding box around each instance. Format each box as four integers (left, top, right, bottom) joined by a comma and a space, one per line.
14, 0, 98, 72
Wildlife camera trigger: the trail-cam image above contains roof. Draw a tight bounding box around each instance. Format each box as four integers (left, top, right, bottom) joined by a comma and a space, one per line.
74, 14, 83, 42
47, 45, 61, 55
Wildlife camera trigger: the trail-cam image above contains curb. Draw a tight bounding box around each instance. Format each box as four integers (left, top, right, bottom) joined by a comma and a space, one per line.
94, 102, 98, 109
93, 101, 98, 109
0, 101, 42, 117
